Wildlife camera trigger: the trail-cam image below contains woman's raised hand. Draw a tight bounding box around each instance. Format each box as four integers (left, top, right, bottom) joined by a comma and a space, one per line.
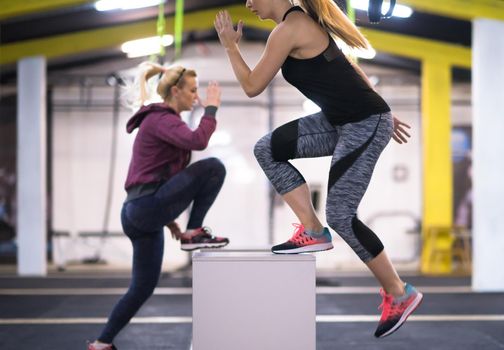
214, 10, 243, 49
200, 81, 221, 108
166, 221, 183, 241
392, 115, 411, 144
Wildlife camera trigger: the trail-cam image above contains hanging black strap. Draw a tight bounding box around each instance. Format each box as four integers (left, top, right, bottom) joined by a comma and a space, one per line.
368, 0, 396, 23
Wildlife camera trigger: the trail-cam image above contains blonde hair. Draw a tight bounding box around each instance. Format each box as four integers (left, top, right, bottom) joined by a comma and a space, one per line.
128, 62, 197, 107
297, 0, 369, 50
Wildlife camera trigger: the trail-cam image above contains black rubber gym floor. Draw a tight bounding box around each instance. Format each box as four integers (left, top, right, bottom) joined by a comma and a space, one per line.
1, 270, 503, 350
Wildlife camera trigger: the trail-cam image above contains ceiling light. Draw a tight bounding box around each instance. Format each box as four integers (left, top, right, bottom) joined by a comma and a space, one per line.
95, 0, 164, 12
121, 35, 174, 58
350, 0, 413, 18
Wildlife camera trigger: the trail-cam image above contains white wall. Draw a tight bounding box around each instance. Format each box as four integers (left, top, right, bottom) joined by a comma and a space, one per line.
52, 87, 136, 266
50, 42, 470, 271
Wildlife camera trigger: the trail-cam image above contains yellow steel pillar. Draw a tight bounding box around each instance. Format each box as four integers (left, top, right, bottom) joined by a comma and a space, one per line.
421, 59, 454, 274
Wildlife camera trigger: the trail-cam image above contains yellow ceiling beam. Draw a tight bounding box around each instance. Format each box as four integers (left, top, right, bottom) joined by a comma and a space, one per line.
0, 4, 471, 68
0, 0, 95, 20
360, 28, 471, 68
0, 6, 259, 65
399, 0, 504, 21
2, 0, 502, 22
0, 20, 157, 65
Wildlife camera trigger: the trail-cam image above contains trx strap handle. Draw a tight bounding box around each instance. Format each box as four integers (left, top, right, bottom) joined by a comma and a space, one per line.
368, 0, 396, 23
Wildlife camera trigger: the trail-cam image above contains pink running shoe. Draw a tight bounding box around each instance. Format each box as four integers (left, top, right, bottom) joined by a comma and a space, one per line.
271, 223, 333, 254
374, 283, 423, 338
180, 226, 229, 251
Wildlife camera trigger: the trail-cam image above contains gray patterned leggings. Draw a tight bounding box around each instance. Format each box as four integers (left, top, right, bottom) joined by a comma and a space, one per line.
254, 112, 393, 262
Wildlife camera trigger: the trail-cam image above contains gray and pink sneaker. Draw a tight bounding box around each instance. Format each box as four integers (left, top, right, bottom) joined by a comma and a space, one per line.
272, 224, 333, 254
374, 283, 423, 338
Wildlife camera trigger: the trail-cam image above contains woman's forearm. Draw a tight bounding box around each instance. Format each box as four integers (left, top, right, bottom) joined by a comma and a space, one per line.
225, 44, 258, 97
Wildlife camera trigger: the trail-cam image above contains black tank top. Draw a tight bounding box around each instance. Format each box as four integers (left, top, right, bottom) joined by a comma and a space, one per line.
281, 6, 390, 125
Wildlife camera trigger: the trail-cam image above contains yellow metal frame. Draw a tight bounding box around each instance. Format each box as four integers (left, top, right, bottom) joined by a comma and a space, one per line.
0, 6, 261, 66
2, 0, 503, 22
420, 60, 454, 274
400, 0, 504, 21
422, 61, 453, 227
0, 5, 471, 67
360, 29, 471, 68
0, 0, 94, 20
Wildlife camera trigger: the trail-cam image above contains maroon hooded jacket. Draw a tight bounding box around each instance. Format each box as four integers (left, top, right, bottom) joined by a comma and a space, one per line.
124, 103, 217, 191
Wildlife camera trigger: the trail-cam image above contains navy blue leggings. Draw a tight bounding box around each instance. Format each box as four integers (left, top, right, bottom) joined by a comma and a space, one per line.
98, 157, 226, 343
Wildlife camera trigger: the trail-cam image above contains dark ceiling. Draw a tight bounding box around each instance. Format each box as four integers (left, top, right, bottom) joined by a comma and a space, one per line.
0, 0, 472, 83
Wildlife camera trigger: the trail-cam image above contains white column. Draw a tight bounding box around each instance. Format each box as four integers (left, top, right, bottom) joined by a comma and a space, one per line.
17, 56, 47, 276
472, 19, 504, 291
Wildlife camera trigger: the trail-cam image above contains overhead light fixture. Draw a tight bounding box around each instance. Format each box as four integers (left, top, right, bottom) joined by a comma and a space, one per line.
95, 0, 164, 12
121, 35, 174, 58
350, 0, 413, 18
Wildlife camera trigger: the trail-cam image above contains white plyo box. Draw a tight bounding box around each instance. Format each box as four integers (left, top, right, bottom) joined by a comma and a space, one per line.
192, 250, 316, 350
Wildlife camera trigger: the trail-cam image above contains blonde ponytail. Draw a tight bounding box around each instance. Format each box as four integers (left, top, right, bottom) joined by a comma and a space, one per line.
138, 62, 165, 105
125, 62, 197, 108
297, 0, 369, 50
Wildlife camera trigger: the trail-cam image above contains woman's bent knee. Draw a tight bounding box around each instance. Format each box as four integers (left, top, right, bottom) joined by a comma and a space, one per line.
202, 157, 226, 177
254, 134, 272, 160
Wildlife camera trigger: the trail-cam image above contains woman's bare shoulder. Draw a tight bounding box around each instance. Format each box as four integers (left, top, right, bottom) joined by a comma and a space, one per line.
281, 11, 328, 52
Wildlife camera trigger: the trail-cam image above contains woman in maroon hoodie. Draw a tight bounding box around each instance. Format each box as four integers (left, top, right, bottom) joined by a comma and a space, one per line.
88, 63, 229, 350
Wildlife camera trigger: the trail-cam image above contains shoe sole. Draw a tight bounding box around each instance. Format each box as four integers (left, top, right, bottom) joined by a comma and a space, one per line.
378, 291, 424, 338
181, 242, 229, 251
272, 242, 334, 254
